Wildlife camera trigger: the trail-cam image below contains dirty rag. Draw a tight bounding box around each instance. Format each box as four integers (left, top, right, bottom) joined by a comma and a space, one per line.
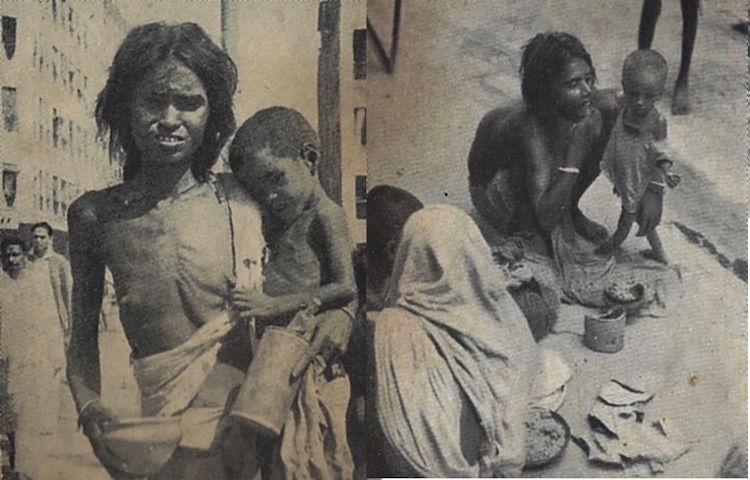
577, 379, 690, 473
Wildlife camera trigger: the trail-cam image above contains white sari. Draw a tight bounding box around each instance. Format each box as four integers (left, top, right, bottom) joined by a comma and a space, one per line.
373, 205, 541, 477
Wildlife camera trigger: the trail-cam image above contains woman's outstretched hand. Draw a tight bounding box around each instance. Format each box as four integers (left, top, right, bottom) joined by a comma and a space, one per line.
78, 401, 138, 479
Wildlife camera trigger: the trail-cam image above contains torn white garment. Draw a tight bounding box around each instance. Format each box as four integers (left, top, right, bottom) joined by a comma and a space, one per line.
131, 312, 236, 418
278, 358, 354, 480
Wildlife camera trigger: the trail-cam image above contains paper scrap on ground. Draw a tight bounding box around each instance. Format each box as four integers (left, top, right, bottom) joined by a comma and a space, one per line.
576, 378, 690, 472
598, 379, 654, 406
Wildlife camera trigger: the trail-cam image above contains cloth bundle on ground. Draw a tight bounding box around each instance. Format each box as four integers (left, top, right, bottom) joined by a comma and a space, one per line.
549, 224, 679, 312
373, 205, 541, 477
491, 236, 561, 341
575, 379, 689, 474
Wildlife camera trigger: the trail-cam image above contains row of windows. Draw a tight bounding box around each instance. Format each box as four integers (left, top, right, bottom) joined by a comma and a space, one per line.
32, 38, 90, 106
1, 166, 80, 219
49, 0, 91, 51
3, 85, 109, 180
2, 5, 91, 64
40, 105, 109, 167
34, 170, 81, 218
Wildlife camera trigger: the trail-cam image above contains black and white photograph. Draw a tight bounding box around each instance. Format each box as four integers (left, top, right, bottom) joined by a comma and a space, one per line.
1, 1, 365, 478
0, 0, 747, 479
366, 0, 747, 477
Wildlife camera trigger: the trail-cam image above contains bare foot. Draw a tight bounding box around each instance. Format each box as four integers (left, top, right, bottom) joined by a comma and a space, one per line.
671, 82, 691, 115
641, 249, 668, 265
573, 210, 609, 244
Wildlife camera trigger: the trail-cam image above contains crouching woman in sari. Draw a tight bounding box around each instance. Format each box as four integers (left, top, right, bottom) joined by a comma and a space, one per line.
368, 204, 543, 477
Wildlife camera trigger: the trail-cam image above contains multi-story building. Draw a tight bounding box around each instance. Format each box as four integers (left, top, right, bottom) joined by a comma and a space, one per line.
1, 0, 127, 252
340, 1, 367, 250
221, 0, 366, 247
2, 0, 365, 258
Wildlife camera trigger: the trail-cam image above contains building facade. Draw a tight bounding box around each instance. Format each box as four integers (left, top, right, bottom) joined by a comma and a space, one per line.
2, 1, 365, 255
1, 0, 127, 251
340, 1, 367, 250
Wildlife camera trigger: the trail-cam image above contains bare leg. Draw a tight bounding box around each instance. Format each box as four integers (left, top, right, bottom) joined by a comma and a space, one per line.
643, 229, 668, 264
638, 0, 662, 49
571, 160, 608, 244
672, 0, 699, 115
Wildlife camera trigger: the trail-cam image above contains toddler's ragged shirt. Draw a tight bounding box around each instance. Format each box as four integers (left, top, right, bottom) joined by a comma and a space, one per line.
600, 108, 670, 213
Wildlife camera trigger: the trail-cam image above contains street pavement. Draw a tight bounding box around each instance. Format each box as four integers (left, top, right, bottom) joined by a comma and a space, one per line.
368, 0, 747, 477
13, 309, 140, 480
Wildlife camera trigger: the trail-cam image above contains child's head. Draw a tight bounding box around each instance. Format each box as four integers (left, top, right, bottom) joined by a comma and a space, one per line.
97, 22, 238, 181
366, 185, 424, 285
229, 107, 321, 223
621, 50, 668, 118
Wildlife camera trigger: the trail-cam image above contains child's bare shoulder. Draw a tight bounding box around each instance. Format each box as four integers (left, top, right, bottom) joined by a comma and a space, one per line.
310, 195, 351, 241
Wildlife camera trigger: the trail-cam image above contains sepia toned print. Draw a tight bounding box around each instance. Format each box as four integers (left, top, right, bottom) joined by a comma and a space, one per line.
1, 1, 365, 479
366, 0, 746, 477
0, 0, 746, 479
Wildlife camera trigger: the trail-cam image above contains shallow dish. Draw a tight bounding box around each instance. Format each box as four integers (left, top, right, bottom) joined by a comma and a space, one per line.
523, 407, 571, 469
603, 281, 646, 315
99, 416, 181, 476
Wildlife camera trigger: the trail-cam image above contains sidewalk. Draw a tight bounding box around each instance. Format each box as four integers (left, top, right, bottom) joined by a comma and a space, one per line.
12, 316, 141, 480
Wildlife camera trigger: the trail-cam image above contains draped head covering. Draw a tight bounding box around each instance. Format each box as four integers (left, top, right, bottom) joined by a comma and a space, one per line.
375, 204, 539, 477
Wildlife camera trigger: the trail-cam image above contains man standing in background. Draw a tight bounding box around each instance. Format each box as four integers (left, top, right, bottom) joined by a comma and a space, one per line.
1, 234, 67, 479
27, 221, 73, 347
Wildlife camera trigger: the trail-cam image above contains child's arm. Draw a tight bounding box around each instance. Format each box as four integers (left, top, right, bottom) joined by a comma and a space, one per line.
305, 206, 357, 310
596, 208, 636, 255
232, 206, 356, 320
652, 115, 680, 188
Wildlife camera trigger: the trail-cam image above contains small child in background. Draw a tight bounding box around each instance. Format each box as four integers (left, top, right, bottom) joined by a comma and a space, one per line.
228, 106, 356, 362
597, 49, 680, 264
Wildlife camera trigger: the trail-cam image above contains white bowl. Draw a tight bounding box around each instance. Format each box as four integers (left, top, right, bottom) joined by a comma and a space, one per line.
99, 416, 181, 476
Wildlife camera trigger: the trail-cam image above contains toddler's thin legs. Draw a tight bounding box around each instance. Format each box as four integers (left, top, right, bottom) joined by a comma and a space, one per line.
645, 229, 668, 264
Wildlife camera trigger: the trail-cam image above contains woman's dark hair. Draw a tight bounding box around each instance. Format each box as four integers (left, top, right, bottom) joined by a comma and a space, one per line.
96, 22, 238, 181
520, 32, 595, 112
366, 185, 423, 263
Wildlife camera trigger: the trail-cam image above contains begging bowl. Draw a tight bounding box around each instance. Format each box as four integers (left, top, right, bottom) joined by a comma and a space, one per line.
603, 281, 646, 315
99, 416, 181, 476
523, 407, 571, 469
